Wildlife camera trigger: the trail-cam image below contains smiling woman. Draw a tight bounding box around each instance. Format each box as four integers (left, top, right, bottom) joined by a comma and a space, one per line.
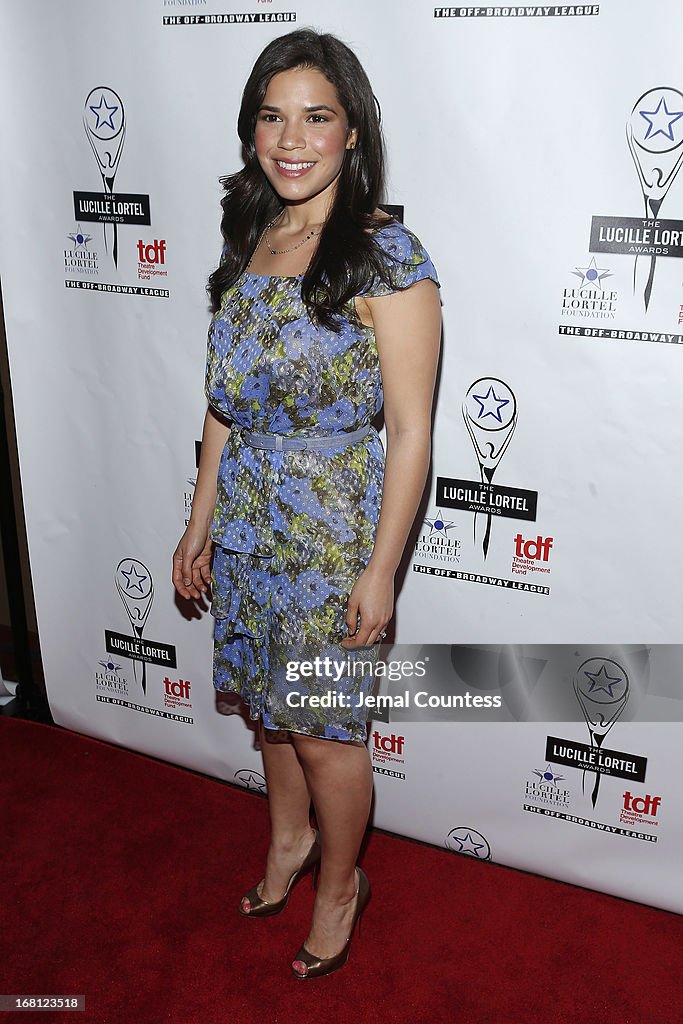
253, 67, 357, 215
171, 28, 441, 981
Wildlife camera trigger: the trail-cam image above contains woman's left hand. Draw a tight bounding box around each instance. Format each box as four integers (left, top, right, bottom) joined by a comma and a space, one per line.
341, 566, 394, 649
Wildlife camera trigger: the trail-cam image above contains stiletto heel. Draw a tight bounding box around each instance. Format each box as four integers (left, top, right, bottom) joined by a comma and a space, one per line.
291, 866, 371, 979
312, 861, 319, 890
239, 829, 321, 918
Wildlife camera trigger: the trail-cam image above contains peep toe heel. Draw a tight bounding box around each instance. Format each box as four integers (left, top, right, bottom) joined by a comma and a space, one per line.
291, 866, 371, 979
239, 828, 321, 918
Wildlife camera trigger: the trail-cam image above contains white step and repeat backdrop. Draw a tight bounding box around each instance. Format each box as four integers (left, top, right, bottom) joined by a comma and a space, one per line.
1, 0, 682, 913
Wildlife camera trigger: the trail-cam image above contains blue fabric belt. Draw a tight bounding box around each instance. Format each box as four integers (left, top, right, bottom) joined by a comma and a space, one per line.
242, 424, 371, 452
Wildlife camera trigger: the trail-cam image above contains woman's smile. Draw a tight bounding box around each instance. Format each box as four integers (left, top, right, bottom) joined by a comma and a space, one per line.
273, 159, 317, 178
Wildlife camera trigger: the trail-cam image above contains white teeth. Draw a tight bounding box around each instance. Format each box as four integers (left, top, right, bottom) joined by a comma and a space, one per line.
276, 161, 315, 170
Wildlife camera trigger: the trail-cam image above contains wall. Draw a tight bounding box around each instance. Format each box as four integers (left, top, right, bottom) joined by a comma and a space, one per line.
0, 0, 681, 913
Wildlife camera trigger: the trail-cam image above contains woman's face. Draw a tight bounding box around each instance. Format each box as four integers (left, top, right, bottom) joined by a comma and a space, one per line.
254, 66, 357, 210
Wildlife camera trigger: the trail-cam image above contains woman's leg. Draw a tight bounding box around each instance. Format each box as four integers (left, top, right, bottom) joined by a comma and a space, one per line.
242, 721, 317, 908
289, 733, 373, 958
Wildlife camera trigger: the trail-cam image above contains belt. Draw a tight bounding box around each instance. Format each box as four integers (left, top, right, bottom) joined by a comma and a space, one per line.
242, 424, 371, 452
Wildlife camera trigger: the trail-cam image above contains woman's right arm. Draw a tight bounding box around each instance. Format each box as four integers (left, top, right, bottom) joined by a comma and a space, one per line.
171, 405, 231, 600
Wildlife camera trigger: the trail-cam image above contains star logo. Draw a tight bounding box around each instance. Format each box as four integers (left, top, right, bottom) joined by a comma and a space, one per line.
234, 770, 267, 794
571, 256, 612, 291
449, 831, 487, 857
423, 510, 457, 538
68, 224, 93, 248
89, 93, 119, 132
472, 385, 510, 423
639, 95, 683, 143
98, 658, 123, 673
532, 764, 566, 788
120, 562, 148, 595
583, 663, 624, 698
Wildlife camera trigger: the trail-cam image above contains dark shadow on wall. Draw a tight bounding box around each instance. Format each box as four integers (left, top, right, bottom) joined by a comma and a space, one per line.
0, 282, 51, 723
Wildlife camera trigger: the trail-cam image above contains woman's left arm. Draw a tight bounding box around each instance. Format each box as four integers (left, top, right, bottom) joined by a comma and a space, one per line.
341, 278, 442, 649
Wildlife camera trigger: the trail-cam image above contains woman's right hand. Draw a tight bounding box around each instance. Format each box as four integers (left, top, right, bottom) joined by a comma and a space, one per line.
172, 521, 214, 600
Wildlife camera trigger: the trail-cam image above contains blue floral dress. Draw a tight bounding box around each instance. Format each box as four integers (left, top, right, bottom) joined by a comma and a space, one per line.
205, 219, 440, 742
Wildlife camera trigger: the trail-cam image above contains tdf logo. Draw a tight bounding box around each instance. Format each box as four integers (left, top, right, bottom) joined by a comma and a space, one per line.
372, 731, 404, 755
164, 676, 191, 699
137, 239, 167, 264
514, 534, 553, 561
622, 792, 661, 816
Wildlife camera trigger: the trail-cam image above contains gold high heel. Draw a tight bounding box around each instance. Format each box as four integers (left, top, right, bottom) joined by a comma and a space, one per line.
239, 829, 321, 918
291, 866, 371, 979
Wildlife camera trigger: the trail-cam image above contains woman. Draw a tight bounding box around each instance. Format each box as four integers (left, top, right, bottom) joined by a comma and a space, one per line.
172, 28, 441, 979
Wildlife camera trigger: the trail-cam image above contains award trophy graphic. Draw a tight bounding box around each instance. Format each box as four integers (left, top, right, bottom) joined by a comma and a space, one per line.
462, 378, 517, 559
627, 86, 683, 310
115, 559, 154, 695
83, 87, 126, 268
574, 657, 629, 808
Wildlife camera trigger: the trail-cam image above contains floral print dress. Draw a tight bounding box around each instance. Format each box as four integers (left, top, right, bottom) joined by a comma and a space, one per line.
205, 219, 440, 742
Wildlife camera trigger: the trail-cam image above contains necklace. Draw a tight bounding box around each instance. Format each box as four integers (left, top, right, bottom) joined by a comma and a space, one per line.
219, 218, 307, 323
220, 213, 319, 321
264, 209, 321, 255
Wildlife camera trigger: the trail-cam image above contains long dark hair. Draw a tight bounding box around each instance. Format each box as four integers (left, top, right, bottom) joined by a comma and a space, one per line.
207, 28, 401, 330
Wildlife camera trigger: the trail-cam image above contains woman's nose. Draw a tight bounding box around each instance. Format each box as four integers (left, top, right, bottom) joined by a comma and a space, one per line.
277, 121, 306, 150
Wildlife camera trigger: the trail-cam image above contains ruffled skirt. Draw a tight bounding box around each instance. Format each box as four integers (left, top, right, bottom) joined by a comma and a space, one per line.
209, 427, 384, 743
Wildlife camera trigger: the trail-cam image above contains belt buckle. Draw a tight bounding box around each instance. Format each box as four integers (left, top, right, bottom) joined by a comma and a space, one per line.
275, 434, 307, 451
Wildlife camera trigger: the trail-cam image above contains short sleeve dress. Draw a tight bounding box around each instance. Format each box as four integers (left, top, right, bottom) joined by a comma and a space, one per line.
205, 219, 440, 742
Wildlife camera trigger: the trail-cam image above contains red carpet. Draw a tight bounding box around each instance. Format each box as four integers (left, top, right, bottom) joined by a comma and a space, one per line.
1, 716, 681, 1024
